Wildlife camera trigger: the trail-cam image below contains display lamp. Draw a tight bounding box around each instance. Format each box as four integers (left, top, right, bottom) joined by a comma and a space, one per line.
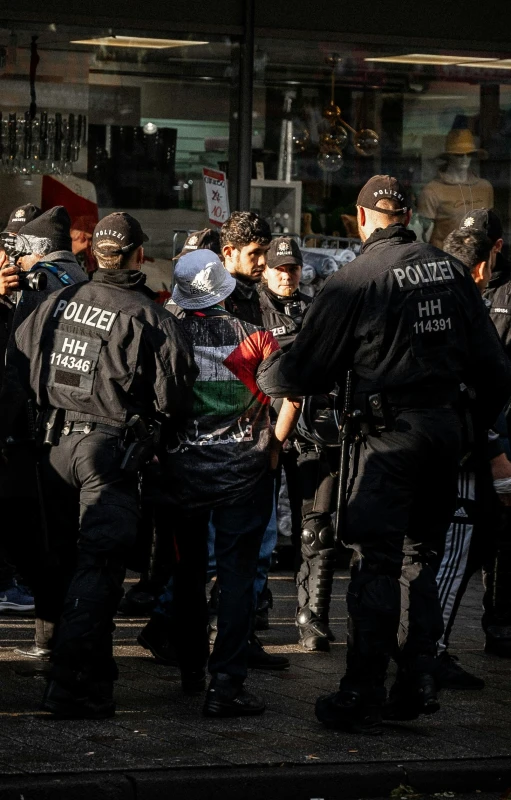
318, 55, 379, 172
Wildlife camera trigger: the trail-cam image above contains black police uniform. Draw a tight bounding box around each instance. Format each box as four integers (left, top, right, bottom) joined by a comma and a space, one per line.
257, 223, 511, 728
482, 251, 511, 655
259, 285, 310, 351
260, 284, 340, 650
487, 251, 511, 357
12, 268, 197, 712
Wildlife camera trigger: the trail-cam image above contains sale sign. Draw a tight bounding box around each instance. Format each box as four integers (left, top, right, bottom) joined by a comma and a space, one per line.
202, 167, 230, 227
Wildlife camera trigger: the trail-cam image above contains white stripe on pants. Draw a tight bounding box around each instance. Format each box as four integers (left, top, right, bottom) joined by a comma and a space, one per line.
436, 469, 475, 651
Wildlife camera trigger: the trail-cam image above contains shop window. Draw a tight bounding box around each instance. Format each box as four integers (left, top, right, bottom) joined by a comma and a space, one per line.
253, 39, 511, 248
0, 24, 236, 288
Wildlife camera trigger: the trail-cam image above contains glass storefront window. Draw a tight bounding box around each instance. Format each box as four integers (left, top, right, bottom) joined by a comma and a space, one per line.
0, 24, 236, 288
253, 39, 511, 248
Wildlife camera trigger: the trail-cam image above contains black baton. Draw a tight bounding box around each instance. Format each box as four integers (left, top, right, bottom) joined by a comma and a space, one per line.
334, 370, 356, 547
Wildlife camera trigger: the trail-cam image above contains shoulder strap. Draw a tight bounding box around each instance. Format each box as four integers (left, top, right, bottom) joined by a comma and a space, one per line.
39, 263, 75, 286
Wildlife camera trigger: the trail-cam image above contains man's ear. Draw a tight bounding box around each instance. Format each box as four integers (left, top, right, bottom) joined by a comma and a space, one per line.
494, 238, 504, 254
471, 260, 486, 284
356, 206, 366, 228
222, 244, 233, 260
404, 209, 412, 227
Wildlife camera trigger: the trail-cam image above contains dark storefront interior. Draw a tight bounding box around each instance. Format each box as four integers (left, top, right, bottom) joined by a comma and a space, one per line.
1, 5, 511, 285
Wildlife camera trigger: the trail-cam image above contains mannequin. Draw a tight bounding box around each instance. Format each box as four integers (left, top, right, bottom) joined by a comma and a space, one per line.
418, 129, 493, 249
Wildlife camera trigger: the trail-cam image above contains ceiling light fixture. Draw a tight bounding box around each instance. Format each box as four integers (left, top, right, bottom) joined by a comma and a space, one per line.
70, 36, 209, 49
463, 59, 511, 70
142, 121, 158, 134
365, 54, 498, 66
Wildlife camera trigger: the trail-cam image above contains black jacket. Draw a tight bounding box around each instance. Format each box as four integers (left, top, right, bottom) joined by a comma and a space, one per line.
485, 252, 511, 359
486, 251, 511, 300
0, 251, 88, 437
259, 286, 311, 351
224, 277, 263, 326
257, 224, 511, 428
12, 269, 198, 425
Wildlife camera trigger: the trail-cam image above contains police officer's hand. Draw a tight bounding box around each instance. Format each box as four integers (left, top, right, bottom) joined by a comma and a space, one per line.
491, 453, 511, 507
0, 265, 20, 296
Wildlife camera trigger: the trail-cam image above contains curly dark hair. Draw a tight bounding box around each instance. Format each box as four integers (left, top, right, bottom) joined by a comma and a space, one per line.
220, 211, 271, 250
443, 229, 492, 271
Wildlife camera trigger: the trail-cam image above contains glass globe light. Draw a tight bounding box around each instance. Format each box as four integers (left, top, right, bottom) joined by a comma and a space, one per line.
317, 151, 343, 173
319, 116, 348, 151
291, 118, 310, 152
322, 102, 342, 121
354, 128, 379, 157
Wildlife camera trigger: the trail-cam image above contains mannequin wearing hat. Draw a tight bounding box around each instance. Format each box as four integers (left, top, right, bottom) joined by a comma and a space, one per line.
418, 129, 494, 249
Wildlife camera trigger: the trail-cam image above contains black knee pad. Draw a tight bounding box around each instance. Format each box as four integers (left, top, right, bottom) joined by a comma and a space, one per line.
301, 515, 334, 559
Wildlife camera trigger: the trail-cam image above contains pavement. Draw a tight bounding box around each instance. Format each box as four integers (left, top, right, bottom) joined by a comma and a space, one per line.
0, 570, 509, 800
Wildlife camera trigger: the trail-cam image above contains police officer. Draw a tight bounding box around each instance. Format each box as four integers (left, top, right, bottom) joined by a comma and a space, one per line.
260, 238, 339, 651
259, 236, 311, 351
0, 205, 87, 658
453, 210, 511, 660
11, 212, 197, 718
257, 175, 511, 733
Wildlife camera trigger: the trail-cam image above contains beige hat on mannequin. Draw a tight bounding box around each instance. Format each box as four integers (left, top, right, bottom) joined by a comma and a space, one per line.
441, 129, 487, 158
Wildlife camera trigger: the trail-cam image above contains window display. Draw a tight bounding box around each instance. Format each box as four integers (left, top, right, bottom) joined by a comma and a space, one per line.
0, 25, 234, 289
418, 129, 494, 248
2, 23, 511, 281
253, 40, 511, 244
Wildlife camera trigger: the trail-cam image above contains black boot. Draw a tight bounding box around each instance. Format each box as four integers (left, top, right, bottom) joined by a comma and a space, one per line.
383, 671, 440, 721
118, 580, 157, 617
137, 613, 177, 665
247, 635, 290, 670
42, 679, 116, 719
485, 624, 511, 658
435, 651, 484, 690
315, 689, 383, 734
203, 673, 265, 718
296, 531, 336, 652
296, 606, 332, 652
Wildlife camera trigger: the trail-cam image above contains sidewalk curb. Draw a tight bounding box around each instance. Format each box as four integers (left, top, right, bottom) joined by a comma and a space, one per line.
1, 758, 510, 800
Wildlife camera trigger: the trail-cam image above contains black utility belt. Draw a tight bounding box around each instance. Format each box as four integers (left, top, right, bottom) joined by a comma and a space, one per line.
61, 420, 124, 437
356, 389, 457, 435
38, 408, 125, 446
38, 408, 157, 475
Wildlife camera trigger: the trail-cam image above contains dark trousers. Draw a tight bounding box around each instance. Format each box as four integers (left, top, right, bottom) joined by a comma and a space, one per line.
341, 408, 462, 694
161, 474, 273, 683
39, 430, 139, 688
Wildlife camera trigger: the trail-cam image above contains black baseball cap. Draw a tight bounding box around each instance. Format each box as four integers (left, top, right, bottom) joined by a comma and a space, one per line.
93, 212, 148, 256
3, 203, 41, 235
174, 228, 221, 260
357, 175, 409, 214
266, 236, 303, 268
459, 208, 503, 244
